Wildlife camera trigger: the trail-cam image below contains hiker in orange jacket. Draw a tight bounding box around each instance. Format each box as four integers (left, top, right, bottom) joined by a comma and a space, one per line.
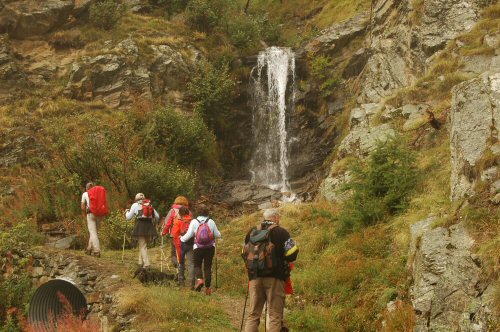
162, 196, 190, 267
171, 206, 194, 286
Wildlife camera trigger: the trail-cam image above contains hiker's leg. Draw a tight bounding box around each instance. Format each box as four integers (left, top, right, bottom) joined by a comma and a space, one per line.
138, 236, 150, 267
245, 278, 266, 332
170, 238, 178, 266
202, 246, 215, 287
265, 278, 285, 332
142, 237, 150, 267
94, 216, 101, 253
186, 246, 195, 287
193, 248, 203, 280
137, 236, 145, 266
87, 214, 99, 253
178, 242, 185, 282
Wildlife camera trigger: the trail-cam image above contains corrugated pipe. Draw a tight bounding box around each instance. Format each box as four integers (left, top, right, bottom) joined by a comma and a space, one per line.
28, 278, 87, 332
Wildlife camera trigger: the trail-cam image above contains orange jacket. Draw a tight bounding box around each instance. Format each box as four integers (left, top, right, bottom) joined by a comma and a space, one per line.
171, 212, 193, 261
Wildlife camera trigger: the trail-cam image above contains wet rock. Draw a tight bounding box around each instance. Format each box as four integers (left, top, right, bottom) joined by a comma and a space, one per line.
450, 72, 500, 201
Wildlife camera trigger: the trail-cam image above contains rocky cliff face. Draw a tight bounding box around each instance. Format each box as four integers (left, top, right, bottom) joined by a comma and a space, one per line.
308, 0, 499, 329
409, 219, 496, 331
450, 72, 500, 202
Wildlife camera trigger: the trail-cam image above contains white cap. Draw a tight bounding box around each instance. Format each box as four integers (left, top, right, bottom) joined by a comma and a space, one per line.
135, 193, 145, 202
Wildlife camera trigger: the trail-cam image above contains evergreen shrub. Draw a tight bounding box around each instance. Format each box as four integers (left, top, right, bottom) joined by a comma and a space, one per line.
338, 136, 420, 234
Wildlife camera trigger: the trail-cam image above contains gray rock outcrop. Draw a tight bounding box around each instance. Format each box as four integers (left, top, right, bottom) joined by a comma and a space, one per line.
0, 35, 27, 103
64, 39, 195, 108
409, 221, 496, 331
450, 72, 500, 201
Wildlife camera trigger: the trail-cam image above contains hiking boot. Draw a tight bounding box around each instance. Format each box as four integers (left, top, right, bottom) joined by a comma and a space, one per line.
205, 287, 212, 296
194, 278, 204, 292
85, 248, 92, 256
93, 252, 101, 258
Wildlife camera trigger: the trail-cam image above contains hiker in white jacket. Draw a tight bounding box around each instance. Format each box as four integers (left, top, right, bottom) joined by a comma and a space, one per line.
126, 193, 159, 269
181, 204, 221, 295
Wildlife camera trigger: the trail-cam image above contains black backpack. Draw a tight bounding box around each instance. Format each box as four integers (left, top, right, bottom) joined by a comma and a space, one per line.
242, 224, 278, 278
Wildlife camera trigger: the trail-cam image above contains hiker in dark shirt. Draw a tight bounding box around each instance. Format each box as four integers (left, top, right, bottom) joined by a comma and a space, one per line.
243, 208, 298, 332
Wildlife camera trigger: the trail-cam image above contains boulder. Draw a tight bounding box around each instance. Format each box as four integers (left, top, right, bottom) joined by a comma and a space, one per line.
449, 72, 500, 200
0, 1, 75, 39
410, 222, 496, 331
338, 122, 395, 158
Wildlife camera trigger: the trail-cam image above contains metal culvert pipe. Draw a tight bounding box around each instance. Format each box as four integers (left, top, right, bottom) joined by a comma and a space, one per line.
28, 279, 87, 331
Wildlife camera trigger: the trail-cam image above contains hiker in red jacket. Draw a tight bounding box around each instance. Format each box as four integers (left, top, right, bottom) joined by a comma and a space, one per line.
81, 182, 102, 257
162, 196, 190, 267
171, 206, 194, 287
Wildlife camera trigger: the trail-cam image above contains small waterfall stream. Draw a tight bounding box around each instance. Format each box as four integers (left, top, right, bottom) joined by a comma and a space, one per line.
249, 47, 295, 192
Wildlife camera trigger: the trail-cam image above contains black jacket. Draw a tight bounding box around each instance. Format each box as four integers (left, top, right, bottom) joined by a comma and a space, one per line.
244, 221, 298, 281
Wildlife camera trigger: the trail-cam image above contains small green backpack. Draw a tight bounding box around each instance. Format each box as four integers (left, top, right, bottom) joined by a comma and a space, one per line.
243, 224, 278, 277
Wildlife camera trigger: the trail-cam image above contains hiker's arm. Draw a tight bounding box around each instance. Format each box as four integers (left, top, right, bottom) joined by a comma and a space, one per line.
180, 220, 195, 242
81, 202, 87, 217
212, 221, 222, 238
125, 203, 137, 220
153, 209, 160, 222
81, 194, 87, 217
163, 209, 174, 234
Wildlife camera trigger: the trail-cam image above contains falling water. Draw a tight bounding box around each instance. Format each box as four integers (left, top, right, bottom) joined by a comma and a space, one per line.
249, 47, 295, 192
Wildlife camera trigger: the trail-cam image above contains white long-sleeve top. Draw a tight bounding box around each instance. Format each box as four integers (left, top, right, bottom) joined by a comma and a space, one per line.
180, 216, 221, 249
125, 202, 160, 221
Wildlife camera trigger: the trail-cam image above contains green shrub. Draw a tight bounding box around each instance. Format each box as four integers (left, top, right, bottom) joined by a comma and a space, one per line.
227, 15, 260, 48
0, 219, 44, 255
309, 55, 341, 98
338, 136, 420, 234
149, 0, 188, 16
128, 160, 196, 213
188, 62, 235, 134
89, 0, 125, 30
100, 210, 135, 250
185, 0, 220, 32
0, 270, 35, 331
145, 108, 219, 169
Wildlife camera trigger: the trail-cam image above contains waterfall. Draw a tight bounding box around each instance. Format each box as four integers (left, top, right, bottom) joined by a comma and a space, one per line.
249, 47, 295, 192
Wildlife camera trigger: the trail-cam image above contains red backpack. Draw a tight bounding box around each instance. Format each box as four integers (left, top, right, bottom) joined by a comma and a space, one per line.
138, 199, 154, 219
87, 186, 109, 217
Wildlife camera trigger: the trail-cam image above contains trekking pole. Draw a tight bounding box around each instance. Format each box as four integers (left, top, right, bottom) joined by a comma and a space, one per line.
240, 284, 249, 332
264, 301, 268, 332
121, 229, 126, 264
215, 240, 218, 289
160, 235, 164, 272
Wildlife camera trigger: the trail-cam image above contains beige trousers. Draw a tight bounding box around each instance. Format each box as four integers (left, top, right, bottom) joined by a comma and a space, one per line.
244, 277, 285, 332
138, 236, 150, 267
86, 213, 101, 253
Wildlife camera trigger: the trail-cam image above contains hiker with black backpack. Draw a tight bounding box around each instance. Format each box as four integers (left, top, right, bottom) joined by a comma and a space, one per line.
125, 193, 159, 270
180, 204, 221, 295
171, 206, 195, 287
81, 182, 109, 258
242, 208, 298, 332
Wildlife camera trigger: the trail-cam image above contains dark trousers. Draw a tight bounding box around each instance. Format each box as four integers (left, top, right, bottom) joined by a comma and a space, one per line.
193, 246, 215, 287
170, 238, 178, 266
